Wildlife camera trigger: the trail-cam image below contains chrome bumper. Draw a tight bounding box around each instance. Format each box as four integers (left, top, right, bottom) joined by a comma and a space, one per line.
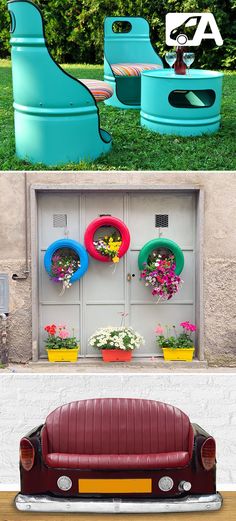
15, 493, 223, 513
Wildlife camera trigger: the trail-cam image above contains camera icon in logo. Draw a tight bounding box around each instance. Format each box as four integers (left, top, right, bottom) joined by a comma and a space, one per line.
166, 13, 223, 47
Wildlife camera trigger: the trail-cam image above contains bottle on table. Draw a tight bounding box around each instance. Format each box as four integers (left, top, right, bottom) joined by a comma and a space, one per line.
174, 47, 187, 75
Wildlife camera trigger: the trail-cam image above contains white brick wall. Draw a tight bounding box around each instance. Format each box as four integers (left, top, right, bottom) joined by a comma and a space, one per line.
0, 374, 235, 488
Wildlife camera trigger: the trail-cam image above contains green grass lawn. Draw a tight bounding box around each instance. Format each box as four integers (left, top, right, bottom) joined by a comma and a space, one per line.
0, 60, 235, 171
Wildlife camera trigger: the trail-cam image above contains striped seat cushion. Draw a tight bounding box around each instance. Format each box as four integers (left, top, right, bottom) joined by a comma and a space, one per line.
111, 63, 162, 77
79, 79, 113, 102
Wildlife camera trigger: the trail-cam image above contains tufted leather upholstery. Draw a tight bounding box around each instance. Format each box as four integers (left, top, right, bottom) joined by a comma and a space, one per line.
41, 398, 194, 470
45, 451, 190, 470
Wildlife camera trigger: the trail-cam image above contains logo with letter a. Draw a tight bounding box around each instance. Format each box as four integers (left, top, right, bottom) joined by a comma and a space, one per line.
166, 13, 223, 47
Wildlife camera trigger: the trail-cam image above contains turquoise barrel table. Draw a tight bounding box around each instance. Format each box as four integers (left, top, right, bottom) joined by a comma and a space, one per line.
140, 69, 224, 136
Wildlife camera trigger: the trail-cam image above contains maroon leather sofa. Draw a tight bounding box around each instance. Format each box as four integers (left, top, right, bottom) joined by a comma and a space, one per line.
15, 398, 222, 513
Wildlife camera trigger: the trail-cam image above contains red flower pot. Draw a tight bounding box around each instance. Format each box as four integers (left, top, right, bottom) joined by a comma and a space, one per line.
101, 349, 132, 362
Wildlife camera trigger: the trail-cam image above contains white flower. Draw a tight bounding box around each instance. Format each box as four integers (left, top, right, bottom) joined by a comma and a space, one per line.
88, 326, 144, 351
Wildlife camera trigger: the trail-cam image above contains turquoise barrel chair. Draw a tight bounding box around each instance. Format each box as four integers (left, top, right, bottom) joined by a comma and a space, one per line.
104, 17, 163, 109
7, 0, 112, 166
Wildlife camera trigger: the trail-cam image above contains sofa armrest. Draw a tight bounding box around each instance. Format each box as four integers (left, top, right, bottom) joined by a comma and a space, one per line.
192, 423, 216, 470
21, 424, 44, 464
192, 423, 212, 439
24, 424, 44, 439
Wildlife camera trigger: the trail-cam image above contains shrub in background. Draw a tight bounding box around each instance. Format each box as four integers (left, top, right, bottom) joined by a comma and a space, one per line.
0, 0, 235, 69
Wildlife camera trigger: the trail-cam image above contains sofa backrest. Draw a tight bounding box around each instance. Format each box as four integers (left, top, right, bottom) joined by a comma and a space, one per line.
8, 1, 94, 108
104, 17, 163, 67
43, 398, 193, 456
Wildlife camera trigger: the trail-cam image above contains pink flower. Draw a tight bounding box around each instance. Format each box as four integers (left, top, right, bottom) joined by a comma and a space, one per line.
58, 329, 69, 339
189, 324, 197, 332
155, 325, 164, 335
180, 321, 188, 328
58, 323, 66, 330
180, 321, 197, 332
140, 255, 182, 302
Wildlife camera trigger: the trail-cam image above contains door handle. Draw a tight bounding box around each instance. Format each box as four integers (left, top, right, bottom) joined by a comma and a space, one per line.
127, 273, 136, 281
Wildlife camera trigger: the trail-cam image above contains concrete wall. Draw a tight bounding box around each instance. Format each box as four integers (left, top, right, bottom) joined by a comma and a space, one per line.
0, 171, 236, 365
0, 373, 235, 487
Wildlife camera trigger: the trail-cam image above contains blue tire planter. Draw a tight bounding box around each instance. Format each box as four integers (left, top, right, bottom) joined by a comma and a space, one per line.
44, 239, 89, 283
138, 238, 184, 275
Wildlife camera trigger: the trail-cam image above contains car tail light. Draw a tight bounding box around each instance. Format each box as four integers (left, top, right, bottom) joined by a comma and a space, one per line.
201, 437, 216, 470
20, 438, 35, 471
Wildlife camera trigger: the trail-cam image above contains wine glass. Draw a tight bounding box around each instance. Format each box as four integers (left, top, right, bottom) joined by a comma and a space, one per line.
165, 51, 177, 74
183, 52, 195, 75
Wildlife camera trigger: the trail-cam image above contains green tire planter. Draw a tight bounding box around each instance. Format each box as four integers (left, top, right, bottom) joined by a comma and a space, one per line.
138, 238, 184, 275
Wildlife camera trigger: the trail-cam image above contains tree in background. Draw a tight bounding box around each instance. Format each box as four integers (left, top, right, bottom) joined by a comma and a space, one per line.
0, 0, 235, 69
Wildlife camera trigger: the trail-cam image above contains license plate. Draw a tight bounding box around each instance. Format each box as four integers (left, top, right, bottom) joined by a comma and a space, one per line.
78, 478, 152, 494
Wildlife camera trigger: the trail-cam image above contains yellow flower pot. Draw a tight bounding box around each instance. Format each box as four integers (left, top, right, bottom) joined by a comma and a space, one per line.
162, 347, 195, 362
47, 347, 79, 363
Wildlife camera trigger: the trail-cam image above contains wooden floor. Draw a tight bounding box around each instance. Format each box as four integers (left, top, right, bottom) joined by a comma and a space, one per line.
0, 493, 236, 521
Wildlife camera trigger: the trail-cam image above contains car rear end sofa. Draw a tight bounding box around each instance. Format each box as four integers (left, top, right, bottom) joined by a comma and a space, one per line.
15, 397, 222, 513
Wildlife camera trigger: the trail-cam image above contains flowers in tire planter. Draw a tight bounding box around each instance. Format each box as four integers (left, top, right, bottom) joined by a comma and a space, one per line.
89, 326, 144, 362
155, 322, 196, 361
44, 324, 79, 362
44, 239, 89, 292
84, 216, 130, 263
93, 233, 122, 263
50, 248, 81, 291
140, 254, 183, 301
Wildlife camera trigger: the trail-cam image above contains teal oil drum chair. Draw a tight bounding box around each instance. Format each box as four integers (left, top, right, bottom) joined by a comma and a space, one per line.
104, 17, 163, 109
7, 0, 112, 166
141, 69, 224, 136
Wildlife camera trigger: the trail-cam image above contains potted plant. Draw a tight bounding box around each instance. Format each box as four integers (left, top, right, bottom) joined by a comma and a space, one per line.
140, 253, 183, 301
89, 326, 144, 362
93, 232, 122, 263
155, 321, 196, 361
44, 324, 79, 362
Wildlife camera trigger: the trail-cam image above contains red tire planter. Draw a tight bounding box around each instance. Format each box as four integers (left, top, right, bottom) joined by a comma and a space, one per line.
102, 349, 132, 362
84, 216, 130, 262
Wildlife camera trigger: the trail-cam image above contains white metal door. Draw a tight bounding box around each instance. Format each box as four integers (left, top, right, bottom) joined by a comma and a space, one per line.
82, 192, 128, 356
38, 193, 82, 357
38, 191, 196, 358
128, 193, 195, 355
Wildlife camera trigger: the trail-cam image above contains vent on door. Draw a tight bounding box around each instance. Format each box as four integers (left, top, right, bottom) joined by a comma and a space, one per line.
155, 214, 169, 228
53, 214, 67, 228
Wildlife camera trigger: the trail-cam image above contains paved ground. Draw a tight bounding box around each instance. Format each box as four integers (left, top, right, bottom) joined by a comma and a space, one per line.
1, 360, 236, 373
